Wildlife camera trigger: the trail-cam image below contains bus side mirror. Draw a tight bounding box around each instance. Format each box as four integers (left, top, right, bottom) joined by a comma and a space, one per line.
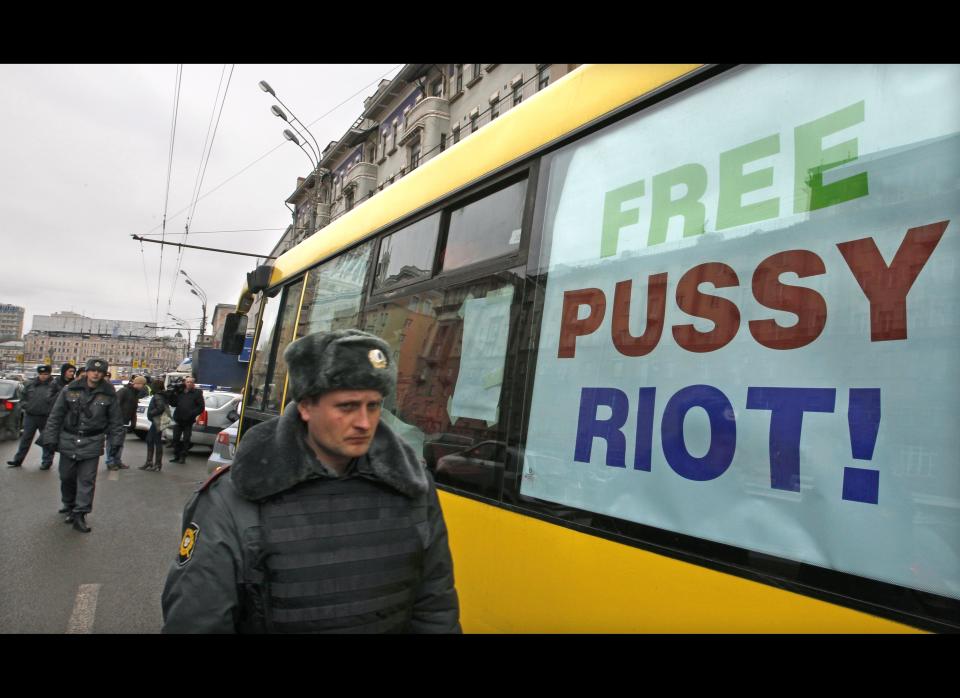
221, 314, 248, 355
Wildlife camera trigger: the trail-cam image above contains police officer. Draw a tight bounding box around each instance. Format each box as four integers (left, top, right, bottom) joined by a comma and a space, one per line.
6, 365, 58, 469
161, 329, 460, 633
41, 358, 125, 533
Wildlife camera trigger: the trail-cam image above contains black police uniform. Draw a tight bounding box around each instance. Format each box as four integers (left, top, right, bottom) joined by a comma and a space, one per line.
8, 366, 58, 468
161, 406, 460, 633
41, 359, 125, 531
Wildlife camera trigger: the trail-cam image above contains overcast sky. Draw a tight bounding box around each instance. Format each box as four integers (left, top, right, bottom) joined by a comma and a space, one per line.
0, 63, 402, 337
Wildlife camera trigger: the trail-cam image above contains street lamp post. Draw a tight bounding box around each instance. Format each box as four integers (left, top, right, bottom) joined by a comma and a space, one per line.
260, 79, 327, 244
180, 271, 208, 346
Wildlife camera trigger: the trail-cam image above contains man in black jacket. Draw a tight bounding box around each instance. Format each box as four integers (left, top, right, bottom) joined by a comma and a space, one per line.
53, 363, 76, 391
168, 376, 205, 464
41, 358, 125, 533
161, 329, 460, 633
108, 376, 145, 470
7, 365, 58, 470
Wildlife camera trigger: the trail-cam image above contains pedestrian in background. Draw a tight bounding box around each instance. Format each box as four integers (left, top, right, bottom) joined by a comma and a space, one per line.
53, 363, 76, 391
140, 379, 168, 472
168, 377, 204, 464
41, 358, 125, 534
108, 375, 145, 470
7, 365, 58, 470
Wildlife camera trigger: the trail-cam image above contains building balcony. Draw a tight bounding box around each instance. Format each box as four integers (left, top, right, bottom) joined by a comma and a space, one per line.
399, 96, 450, 146
344, 161, 378, 189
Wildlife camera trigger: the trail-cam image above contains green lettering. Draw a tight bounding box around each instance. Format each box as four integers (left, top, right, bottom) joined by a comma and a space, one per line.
794, 101, 868, 213
717, 134, 780, 230
601, 180, 645, 258
648, 164, 707, 246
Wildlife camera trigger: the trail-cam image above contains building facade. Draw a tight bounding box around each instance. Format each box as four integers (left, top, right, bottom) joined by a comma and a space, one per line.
274, 64, 578, 256
0, 304, 25, 341
23, 330, 187, 376
0, 340, 24, 370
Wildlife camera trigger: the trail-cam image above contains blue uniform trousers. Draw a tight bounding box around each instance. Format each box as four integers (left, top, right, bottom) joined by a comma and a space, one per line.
58, 455, 100, 514
13, 413, 54, 467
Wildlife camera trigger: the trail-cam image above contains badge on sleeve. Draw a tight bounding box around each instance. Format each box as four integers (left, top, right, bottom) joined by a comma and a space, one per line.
178, 523, 200, 567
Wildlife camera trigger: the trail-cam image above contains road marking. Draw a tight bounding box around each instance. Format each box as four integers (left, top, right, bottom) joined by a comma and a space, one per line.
66, 583, 101, 634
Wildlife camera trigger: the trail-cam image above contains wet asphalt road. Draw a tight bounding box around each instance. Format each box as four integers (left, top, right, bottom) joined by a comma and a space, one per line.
0, 431, 215, 633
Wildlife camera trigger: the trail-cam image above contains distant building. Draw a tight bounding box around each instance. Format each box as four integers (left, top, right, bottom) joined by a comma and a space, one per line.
0, 340, 24, 369
31, 311, 158, 338
0, 304, 25, 341
23, 328, 187, 376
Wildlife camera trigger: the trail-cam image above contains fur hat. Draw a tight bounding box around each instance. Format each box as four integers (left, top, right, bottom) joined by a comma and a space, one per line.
85, 357, 108, 372
284, 329, 396, 401
37, 365, 52, 374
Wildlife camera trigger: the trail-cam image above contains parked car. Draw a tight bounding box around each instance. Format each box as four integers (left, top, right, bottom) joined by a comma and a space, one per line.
206, 419, 239, 474
163, 391, 241, 451
0, 379, 24, 441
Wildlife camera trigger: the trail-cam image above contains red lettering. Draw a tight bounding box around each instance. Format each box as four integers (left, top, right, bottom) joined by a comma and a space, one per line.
558, 288, 606, 358
672, 262, 740, 353
837, 221, 948, 341
611, 274, 668, 357
749, 250, 827, 350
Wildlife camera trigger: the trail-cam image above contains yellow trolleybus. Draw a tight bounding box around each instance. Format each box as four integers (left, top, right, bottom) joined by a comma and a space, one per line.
222, 64, 960, 632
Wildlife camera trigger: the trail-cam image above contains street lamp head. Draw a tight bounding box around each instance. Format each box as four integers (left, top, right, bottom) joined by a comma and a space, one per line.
283, 129, 301, 145
271, 105, 289, 122
184, 279, 194, 287
191, 289, 200, 298
258, 80, 275, 97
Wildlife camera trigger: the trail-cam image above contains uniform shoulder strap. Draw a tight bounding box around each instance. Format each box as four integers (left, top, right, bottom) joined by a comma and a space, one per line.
199, 464, 231, 493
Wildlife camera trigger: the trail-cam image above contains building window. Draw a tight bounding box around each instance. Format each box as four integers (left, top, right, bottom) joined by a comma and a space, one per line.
472, 64, 481, 81
391, 120, 399, 151
430, 77, 444, 98
512, 81, 523, 107
455, 64, 463, 93
452, 125, 460, 144
345, 188, 355, 211
470, 110, 478, 134
538, 65, 551, 91
440, 133, 447, 152
490, 95, 500, 121
408, 137, 421, 171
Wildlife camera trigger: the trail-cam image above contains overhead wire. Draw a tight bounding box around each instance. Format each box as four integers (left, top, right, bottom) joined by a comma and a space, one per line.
164, 64, 235, 321
135, 64, 403, 239
155, 64, 183, 327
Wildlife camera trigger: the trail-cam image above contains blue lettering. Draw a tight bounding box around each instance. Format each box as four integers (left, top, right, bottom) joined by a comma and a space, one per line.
746, 387, 837, 492
661, 385, 736, 481
574, 387, 629, 468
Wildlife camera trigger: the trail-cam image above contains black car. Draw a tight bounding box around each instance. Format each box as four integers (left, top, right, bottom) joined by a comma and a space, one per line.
0, 379, 24, 441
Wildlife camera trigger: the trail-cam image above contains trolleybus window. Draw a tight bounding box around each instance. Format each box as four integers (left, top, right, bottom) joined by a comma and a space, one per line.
373, 211, 441, 292
441, 177, 526, 272
363, 271, 522, 498
297, 241, 372, 337
263, 278, 304, 413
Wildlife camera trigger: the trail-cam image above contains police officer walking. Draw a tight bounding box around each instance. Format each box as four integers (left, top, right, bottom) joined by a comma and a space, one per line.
161, 329, 460, 633
41, 358, 125, 533
6, 365, 58, 470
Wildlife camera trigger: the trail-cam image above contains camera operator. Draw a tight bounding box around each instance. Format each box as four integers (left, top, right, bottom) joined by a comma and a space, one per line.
167, 376, 205, 464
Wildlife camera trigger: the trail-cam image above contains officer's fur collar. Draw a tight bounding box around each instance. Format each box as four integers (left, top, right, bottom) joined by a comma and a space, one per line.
230, 403, 429, 502
66, 378, 117, 396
